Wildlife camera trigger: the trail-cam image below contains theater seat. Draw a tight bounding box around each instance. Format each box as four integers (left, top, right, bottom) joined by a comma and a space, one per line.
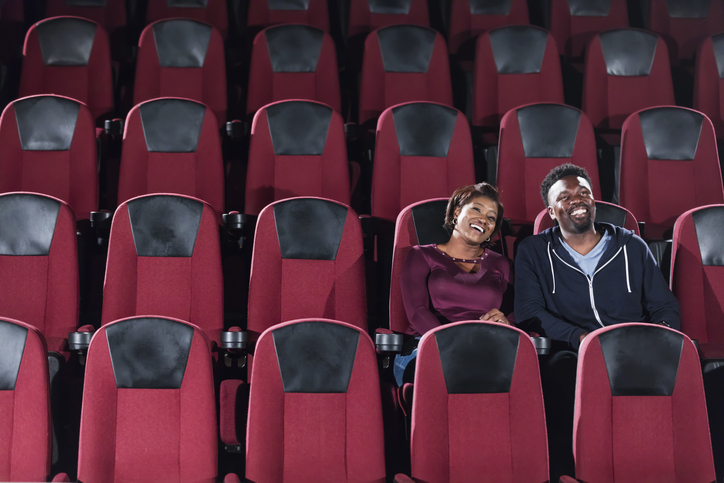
145, 0, 229, 38
247, 0, 329, 32
549, 0, 629, 60
44, 0, 127, 36
534, 200, 640, 235
448, 0, 529, 55
347, 0, 429, 39
694, 34, 724, 138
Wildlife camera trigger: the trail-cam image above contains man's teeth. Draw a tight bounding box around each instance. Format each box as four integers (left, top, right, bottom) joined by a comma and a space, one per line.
571, 208, 587, 216
471, 224, 484, 233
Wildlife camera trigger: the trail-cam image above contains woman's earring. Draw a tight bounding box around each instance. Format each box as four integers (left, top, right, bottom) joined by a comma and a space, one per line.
486, 237, 491, 243
453, 218, 457, 225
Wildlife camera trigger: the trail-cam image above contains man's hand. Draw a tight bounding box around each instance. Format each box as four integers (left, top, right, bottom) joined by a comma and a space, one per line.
580, 332, 589, 344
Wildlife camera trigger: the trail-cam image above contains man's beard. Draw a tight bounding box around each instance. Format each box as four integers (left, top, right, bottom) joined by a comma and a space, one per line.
569, 213, 594, 234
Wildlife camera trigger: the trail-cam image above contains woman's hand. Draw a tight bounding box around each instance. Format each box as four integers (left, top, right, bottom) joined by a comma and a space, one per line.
479, 309, 512, 326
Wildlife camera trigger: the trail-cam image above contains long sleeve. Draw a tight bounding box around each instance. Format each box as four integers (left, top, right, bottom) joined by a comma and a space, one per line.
400, 247, 443, 336
634, 238, 681, 329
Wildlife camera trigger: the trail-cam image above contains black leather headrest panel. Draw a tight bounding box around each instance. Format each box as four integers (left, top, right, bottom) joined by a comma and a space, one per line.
67, 0, 107, 5
377, 26, 436, 73
489, 26, 548, 74
106, 317, 194, 389
666, 0, 710, 18
268, 0, 310, 10
139, 99, 206, 153
265, 25, 324, 73
568, 0, 611, 16
127, 196, 203, 257
167, 0, 210, 6
517, 104, 581, 158
469, 0, 511, 15
153, 20, 211, 68
273, 198, 347, 260
435, 323, 519, 394
14, 96, 80, 151
273, 321, 360, 393
266, 101, 332, 155
599, 30, 658, 76
712, 34, 724, 79
595, 204, 627, 228
599, 325, 683, 396
0, 321, 28, 391
0, 194, 60, 256
639, 107, 702, 160
37, 17, 96, 66
692, 206, 724, 266
392, 103, 457, 157
368, 0, 412, 14
411, 200, 450, 245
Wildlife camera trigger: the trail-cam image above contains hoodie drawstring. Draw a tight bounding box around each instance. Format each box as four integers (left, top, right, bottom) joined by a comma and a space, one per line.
547, 242, 556, 294
623, 245, 631, 293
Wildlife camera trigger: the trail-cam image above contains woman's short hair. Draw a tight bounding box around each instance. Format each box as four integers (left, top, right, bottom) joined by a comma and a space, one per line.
444, 183, 504, 245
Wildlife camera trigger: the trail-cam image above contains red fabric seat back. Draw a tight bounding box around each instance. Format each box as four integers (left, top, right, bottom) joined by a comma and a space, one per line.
245, 100, 350, 215
146, 0, 228, 38
647, 0, 724, 62
359, 26, 453, 125
118, 98, 224, 215
0, 95, 98, 220
549, 0, 629, 60
574, 323, 715, 481
101, 194, 223, 344
694, 34, 724, 138
472, 25, 564, 128
534, 200, 640, 235
134, 19, 227, 126
583, 29, 674, 129
410, 321, 548, 481
371, 101, 474, 221
247, 0, 329, 32
619, 106, 724, 238
448, 0, 528, 54
497, 102, 600, 224
246, 25, 341, 116
347, 0, 429, 39
20, 16, 114, 123
246, 318, 385, 483
77, 316, 217, 483
44, 0, 127, 34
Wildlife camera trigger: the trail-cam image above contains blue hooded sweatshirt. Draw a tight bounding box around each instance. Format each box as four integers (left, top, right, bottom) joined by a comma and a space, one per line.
514, 223, 681, 350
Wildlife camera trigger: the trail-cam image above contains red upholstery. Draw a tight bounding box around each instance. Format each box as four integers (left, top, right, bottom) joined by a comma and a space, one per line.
347, 0, 429, 39
101, 194, 224, 344
574, 323, 715, 481
0, 318, 51, 483
534, 200, 640, 235
359, 26, 453, 125
0, 95, 98, 220
44, 0, 127, 34
117, 98, 225, 215
133, 19, 227, 126
146, 0, 228, 38
246, 0, 329, 32
77, 316, 218, 483
371, 102, 473, 221
20, 17, 114, 123
647, 0, 724, 62
694, 35, 724, 138
549, 0, 628, 60
583, 29, 674, 129
472, 25, 564, 128
619, 106, 724, 239
245, 100, 350, 215
246, 318, 386, 483
246, 25, 341, 116
448, 0, 528, 54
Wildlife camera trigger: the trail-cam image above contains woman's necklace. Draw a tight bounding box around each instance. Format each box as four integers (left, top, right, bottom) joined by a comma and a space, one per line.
436, 245, 488, 264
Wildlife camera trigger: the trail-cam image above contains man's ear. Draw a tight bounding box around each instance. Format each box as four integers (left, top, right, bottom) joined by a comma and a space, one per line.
547, 206, 556, 220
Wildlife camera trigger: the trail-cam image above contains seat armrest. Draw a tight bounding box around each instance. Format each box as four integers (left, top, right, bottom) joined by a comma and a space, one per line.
225, 120, 245, 138
375, 329, 403, 353
90, 210, 113, 243
394, 474, 415, 483
68, 325, 95, 351
104, 118, 124, 136
559, 476, 579, 483
52, 473, 71, 482
223, 474, 242, 483
530, 336, 551, 356
220, 329, 247, 350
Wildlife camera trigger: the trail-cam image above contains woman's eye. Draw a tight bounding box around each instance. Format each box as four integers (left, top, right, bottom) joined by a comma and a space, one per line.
472, 207, 480, 213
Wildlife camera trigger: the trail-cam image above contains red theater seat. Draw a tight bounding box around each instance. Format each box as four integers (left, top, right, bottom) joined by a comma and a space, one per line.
347, 0, 429, 39
247, 0, 329, 32
549, 0, 629, 60
448, 0, 528, 55
694, 34, 724, 138
44, 0, 127, 35
146, 0, 229, 38
534, 200, 640, 235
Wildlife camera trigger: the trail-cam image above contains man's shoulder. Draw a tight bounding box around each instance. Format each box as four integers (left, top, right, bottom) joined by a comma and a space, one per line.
518, 229, 555, 252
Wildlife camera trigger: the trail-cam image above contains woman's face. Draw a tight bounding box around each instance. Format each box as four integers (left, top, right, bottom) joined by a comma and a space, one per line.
453, 195, 499, 244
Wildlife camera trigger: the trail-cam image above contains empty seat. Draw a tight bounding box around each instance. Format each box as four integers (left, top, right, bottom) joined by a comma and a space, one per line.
371, 102, 474, 221
20, 17, 114, 123
534, 200, 640, 235
134, 19, 227, 126
583, 29, 674, 129
0, 95, 98, 220
246, 24, 341, 117
44, 0, 127, 35
146, 0, 228, 38
359, 25, 453, 126
472, 25, 564, 129
246, 318, 385, 482
693, 34, 724, 138
245, 100, 349, 215
347, 0, 429, 39
247, 0, 329, 32
448, 0, 529, 55
101, 194, 224, 344
549, 0, 629, 60
619, 106, 724, 239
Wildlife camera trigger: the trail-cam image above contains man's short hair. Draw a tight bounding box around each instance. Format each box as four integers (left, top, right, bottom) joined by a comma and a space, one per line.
540, 164, 593, 208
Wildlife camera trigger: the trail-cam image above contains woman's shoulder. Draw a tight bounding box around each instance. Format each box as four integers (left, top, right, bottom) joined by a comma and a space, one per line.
484, 249, 513, 271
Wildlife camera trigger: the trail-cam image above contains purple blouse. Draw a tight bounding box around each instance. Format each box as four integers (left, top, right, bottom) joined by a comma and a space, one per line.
400, 244, 515, 336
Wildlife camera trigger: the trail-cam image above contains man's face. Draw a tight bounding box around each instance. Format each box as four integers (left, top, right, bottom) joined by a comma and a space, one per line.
547, 175, 596, 234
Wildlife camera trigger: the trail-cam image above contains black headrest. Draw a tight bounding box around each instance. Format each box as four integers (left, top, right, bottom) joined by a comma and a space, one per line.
489, 26, 549, 74
692, 206, 724, 266
469, 0, 511, 15
377, 25, 437, 73
595, 203, 627, 228
368, 0, 412, 14
127, 195, 204, 257
411, 200, 450, 245
139, 98, 206, 153
273, 321, 360, 393
0, 194, 60, 256
266, 101, 332, 155
665, 0, 710, 18
37, 17, 97, 66
152, 19, 212, 68
167, 0, 210, 6
568, 0, 612, 16
268, 0, 310, 10
638, 107, 703, 160
14, 96, 80, 151
106, 317, 194, 389
712, 34, 724, 79
517, 104, 581, 158
599, 29, 658, 76
265, 25, 324, 73
598, 325, 683, 396
435, 323, 519, 394
273, 198, 347, 260
391, 103, 458, 157
67, 0, 107, 5
0, 320, 28, 391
